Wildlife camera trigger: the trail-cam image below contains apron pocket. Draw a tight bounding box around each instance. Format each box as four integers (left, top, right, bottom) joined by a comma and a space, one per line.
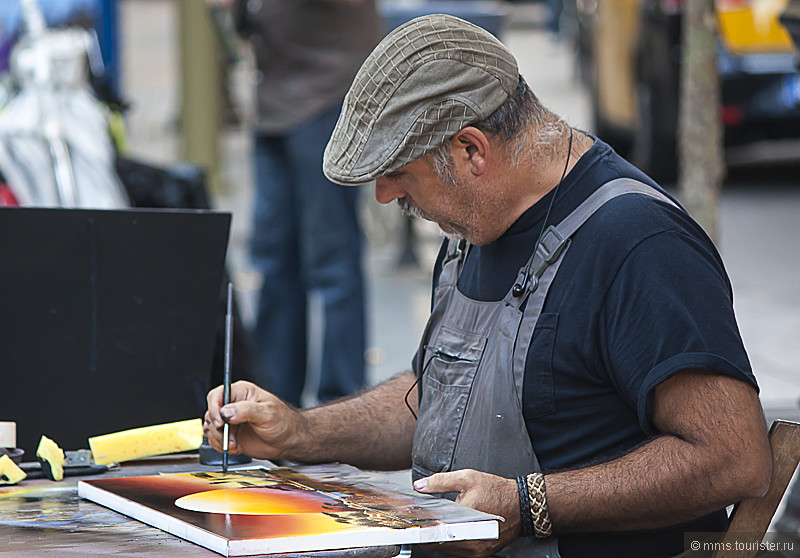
525, 313, 558, 418
412, 326, 486, 475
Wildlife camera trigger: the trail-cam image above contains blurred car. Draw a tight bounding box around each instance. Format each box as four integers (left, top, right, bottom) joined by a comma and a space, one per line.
571, 0, 800, 182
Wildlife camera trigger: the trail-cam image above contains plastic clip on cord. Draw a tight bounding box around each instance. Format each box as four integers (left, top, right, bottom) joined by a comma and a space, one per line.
512, 226, 570, 297
512, 126, 573, 298
444, 238, 467, 264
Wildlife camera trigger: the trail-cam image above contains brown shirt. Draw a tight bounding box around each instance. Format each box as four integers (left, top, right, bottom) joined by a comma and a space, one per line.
239, 0, 382, 134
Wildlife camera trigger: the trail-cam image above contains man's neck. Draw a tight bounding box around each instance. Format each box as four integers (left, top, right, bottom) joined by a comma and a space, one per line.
506, 127, 594, 223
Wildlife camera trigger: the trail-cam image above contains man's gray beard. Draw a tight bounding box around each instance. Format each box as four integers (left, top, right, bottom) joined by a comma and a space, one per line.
396, 198, 465, 242
397, 197, 433, 222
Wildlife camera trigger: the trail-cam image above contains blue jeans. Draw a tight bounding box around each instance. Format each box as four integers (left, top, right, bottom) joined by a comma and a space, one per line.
250, 104, 366, 406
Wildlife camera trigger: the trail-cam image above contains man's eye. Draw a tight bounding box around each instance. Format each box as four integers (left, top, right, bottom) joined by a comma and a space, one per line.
385, 172, 405, 181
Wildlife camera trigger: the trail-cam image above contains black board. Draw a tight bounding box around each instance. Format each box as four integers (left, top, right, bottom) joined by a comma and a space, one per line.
0, 207, 230, 455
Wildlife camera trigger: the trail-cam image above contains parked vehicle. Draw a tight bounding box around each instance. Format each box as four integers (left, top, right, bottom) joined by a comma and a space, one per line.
570, 0, 800, 182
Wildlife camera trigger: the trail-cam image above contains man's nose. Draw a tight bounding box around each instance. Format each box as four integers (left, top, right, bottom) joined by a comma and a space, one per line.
374, 178, 404, 205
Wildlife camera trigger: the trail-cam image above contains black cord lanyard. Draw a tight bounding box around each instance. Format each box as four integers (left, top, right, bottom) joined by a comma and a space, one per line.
406, 127, 575, 418
512, 126, 574, 298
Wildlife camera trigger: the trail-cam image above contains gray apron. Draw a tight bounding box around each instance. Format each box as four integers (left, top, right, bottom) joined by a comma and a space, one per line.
410, 179, 677, 558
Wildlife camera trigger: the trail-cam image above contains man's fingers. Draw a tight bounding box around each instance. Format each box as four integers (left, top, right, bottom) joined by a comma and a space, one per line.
207, 381, 260, 427
203, 381, 296, 460
206, 385, 225, 427
203, 412, 223, 451
414, 470, 471, 495
220, 400, 264, 425
207, 384, 223, 404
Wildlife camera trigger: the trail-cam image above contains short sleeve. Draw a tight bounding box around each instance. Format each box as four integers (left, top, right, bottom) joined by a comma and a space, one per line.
600, 229, 757, 435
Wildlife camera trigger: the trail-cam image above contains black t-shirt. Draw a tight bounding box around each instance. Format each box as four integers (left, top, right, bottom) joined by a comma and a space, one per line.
426, 138, 756, 557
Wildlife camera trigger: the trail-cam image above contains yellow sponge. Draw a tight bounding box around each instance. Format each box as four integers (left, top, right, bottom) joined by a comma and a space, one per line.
89, 418, 203, 465
0, 454, 26, 485
36, 436, 65, 481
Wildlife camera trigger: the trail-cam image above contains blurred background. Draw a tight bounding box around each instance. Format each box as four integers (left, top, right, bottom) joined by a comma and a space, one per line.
1, 0, 799, 500
0, 0, 797, 415
0, 0, 797, 537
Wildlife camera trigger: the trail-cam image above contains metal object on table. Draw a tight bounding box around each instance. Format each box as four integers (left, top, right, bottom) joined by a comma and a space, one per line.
64, 449, 93, 468
18, 448, 113, 480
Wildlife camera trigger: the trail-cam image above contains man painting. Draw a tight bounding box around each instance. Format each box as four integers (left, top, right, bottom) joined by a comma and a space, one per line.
205, 15, 770, 557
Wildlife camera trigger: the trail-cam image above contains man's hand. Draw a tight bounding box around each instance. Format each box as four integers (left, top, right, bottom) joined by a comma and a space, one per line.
203, 372, 418, 469
204, 380, 306, 460
414, 469, 519, 557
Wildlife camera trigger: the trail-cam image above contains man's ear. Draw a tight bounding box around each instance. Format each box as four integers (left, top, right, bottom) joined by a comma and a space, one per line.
451, 127, 491, 177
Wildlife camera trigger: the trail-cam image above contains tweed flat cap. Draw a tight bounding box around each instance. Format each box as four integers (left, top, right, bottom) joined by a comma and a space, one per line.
323, 14, 519, 185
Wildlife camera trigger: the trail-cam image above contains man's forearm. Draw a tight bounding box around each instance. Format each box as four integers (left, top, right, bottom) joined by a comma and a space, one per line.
286, 371, 418, 470
547, 435, 730, 531
547, 372, 771, 532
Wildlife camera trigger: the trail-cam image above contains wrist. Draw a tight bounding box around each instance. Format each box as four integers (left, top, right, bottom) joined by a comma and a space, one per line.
282, 407, 315, 462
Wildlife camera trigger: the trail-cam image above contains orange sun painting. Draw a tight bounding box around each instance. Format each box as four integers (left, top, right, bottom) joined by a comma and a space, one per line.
174, 487, 336, 515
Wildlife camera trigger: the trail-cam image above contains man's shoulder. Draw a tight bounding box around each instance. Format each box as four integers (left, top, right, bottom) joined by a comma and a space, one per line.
563, 153, 721, 282
569, 146, 695, 240
589, 186, 687, 235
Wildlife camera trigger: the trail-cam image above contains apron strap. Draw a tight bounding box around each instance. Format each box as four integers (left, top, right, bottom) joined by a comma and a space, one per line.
511, 178, 678, 302
438, 238, 469, 288
510, 178, 680, 398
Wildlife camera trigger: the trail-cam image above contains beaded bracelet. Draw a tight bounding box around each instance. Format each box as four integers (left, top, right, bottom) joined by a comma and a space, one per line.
516, 475, 534, 537
526, 472, 553, 538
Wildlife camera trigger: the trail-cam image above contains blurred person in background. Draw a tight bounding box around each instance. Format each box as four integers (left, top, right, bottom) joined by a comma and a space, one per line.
212, 0, 382, 407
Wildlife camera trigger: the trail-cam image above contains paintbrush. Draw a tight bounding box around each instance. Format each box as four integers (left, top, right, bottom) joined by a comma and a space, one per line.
222, 282, 233, 473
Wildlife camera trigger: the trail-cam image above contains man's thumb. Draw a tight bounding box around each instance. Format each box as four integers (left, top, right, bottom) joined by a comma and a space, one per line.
414, 472, 461, 495
220, 401, 256, 425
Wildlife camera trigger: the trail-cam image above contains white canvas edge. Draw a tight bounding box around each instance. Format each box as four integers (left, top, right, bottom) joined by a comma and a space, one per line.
230, 519, 499, 556
78, 480, 230, 556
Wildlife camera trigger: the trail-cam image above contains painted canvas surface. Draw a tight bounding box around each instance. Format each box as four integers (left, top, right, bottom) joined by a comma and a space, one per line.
78, 464, 498, 556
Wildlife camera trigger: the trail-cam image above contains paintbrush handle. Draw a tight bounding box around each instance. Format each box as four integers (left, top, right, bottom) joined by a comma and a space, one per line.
223, 282, 233, 405
222, 282, 233, 473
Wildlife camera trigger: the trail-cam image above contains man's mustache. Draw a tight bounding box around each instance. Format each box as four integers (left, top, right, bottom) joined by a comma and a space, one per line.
397, 197, 434, 222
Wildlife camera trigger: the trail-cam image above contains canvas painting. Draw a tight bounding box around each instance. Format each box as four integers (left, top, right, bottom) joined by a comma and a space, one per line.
78, 464, 499, 556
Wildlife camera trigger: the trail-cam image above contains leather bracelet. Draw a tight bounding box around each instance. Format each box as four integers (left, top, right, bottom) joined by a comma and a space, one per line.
516, 476, 534, 537
526, 472, 553, 538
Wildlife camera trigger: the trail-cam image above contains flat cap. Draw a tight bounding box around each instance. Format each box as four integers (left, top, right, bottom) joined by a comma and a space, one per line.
323, 14, 519, 185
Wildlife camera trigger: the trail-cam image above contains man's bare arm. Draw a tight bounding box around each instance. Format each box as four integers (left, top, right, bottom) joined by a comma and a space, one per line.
545, 370, 771, 532
204, 371, 418, 471
415, 370, 771, 557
